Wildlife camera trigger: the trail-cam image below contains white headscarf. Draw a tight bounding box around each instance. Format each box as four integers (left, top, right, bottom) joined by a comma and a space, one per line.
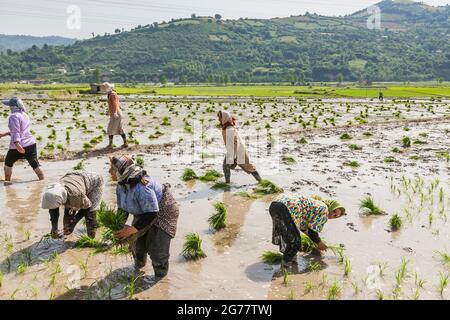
41, 183, 68, 209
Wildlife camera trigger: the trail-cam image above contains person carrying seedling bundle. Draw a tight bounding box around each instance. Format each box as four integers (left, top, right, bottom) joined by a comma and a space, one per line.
41, 171, 104, 239
268, 194, 346, 267
0, 97, 44, 184
109, 155, 180, 279
217, 110, 262, 184
100, 82, 128, 149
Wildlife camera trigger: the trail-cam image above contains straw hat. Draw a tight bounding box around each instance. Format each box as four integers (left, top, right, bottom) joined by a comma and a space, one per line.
100, 82, 115, 93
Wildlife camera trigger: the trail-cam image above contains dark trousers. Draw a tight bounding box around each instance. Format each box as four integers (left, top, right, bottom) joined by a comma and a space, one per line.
132, 219, 172, 278
49, 208, 97, 238
269, 202, 302, 262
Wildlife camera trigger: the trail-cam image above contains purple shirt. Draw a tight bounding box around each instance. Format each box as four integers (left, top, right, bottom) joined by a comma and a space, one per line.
8, 111, 36, 150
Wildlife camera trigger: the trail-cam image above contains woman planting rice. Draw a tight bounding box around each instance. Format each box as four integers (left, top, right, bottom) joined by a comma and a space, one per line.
269, 194, 346, 267
41, 171, 104, 239
0, 97, 44, 184
217, 110, 262, 183
109, 155, 179, 279
100, 82, 128, 148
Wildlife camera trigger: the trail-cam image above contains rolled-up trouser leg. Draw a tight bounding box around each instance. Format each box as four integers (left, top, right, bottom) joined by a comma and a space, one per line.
222, 157, 231, 183
131, 215, 149, 269
147, 225, 171, 278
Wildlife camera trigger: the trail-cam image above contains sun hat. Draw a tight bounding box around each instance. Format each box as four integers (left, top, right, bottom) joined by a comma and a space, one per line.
2, 97, 25, 111
100, 82, 115, 93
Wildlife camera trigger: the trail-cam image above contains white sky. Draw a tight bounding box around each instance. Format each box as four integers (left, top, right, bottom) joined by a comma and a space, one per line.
0, 0, 449, 38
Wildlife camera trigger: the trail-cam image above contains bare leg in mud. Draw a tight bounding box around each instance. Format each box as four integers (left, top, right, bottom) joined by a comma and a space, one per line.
4, 166, 12, 184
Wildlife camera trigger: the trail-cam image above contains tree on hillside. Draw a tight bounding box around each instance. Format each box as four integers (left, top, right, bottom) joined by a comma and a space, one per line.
160, 75, 167, 84
93, 68, 101, 83
215, 14, 222, 20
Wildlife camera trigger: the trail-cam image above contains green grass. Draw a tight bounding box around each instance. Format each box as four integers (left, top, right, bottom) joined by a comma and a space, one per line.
208, 202, 227, 230
254, 179, 283, 195
261, 251, 283, 264
389, 213, 403, 231
2, 83, 450, 98
181, 233, 206, 260
359, 196, 385, 215
181, 168, 198, 181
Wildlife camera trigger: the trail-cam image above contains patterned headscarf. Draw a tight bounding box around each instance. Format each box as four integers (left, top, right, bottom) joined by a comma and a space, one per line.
217, 110, 237, 130
2, 97, 26, 113
41, 183, 68, 209
111, 155, 146, 185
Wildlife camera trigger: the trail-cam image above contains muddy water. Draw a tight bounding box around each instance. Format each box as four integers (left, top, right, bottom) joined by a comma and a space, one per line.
0, 98, 449, 300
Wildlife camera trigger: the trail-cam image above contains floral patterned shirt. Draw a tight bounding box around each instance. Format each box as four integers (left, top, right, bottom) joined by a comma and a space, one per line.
275, 194, 329, 233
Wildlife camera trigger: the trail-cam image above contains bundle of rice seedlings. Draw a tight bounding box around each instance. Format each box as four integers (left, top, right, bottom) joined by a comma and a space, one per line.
402, 136, 411, 148
300, 234, 316, 253
73, 160, 85, 171
211, 182, 231, 191
135, 156, 144, 167
198, 169, 222, 182
208, 202, 227, 230
261, 251, 283, 264
181, 168, 197, 181
389, 214, 403, 231
235, 191, 259, 199
340, 133, 352, 140
97, 201, 128, 232
74, 235, 104, 249
359, 196, 385, 215
181, 233, 206, 260
254, 180, 283, 195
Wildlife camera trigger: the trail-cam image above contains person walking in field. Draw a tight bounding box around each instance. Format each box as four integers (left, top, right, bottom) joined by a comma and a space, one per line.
41, 171, 104, 239
0, 97, 44, 184
100, 82, 128, 149
217, 110, 262, 184
109, 155, 180, 279
268, 194, 346, 267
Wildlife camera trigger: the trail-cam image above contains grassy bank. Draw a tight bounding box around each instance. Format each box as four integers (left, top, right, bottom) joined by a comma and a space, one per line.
1, 83, 449, 98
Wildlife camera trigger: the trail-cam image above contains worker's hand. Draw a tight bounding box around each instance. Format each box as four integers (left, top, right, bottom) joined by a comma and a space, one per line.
317, 241, 328, 251
114, 225, 138, 240
16, 143, 25, 154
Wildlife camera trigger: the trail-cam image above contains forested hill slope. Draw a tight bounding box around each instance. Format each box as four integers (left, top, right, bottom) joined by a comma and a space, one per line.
0, 0, 449, 83
0, 35, 75, 53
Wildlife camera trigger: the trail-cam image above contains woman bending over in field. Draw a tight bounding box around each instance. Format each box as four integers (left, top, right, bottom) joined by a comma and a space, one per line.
41, 171, 104, 239
217, 110, 262, 184
0, 97, 44, 184
269, 194, 346, 267
109, 155, 179, 279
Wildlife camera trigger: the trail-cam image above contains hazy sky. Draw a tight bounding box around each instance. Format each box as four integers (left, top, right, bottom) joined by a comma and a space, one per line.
1, 0, 449, 38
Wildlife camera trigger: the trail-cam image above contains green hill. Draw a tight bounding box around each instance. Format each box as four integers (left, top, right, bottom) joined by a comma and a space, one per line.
0, 0, 449, 83
0, 35, 75, 53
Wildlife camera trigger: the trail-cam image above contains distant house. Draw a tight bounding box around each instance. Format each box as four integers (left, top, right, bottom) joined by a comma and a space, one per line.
90, 83, 101, 93
56, 68, 67, 74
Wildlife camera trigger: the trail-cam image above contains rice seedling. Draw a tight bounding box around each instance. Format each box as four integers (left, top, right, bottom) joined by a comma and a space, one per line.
329, 245, 345, 264
298, 137, 308, 144
359, 196, 385, 215
208, 202, 227, 230
304, 281, 315, 294
24, 230, 31, 241
307, 261, 321, 272
351, 281, 360, 296
413, 139, 427, 145
282, 155, 296, 165
287, 289, 295, 300
198, 169, 222, 182
83, 142, 93, 150
73, 160, 85, 171
124, 274, 143, 300
438, 272, 449, 298
181, 233, 206, 260
389, 214, 402, 231
414, 272, 426, 290
434, 250, 450, 266
375, 289, 384, 300
181, 168, 198, 181
362, 131, 372, 137
282, 267, 289, 286
16, 261, 28, 274
211, 181, 231, 191
377, 261, 388, 278
300, 234, 316, 253
391, 147, 402, 153
74, 235, 104, 249
384, 156, 397, 164
235, 191, 259, 199
340, 133, 352, 140
135, 156, 144, 167
402, 136, 411, 148
343, 258, 351, 277
344, 160, 360, 168
327, 281, 342, 300
348, 144, 362, 151
254, 179, 283, 195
